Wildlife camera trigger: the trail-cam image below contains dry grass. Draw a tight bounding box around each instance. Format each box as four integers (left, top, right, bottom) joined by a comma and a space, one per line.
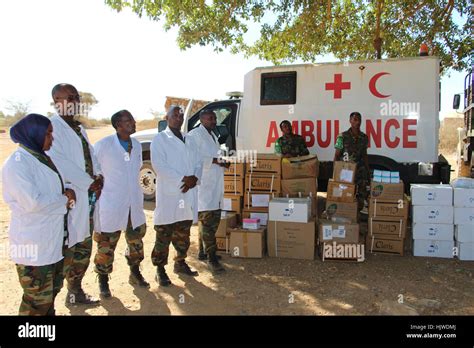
439, 117, 464, 152
136, 119, 158, 131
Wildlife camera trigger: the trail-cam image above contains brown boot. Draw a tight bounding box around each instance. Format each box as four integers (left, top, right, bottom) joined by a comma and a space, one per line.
129, 265, 150, 288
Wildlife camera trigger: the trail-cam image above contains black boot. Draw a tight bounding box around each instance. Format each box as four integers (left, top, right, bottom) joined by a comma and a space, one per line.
129, 265, 150, 288
174, 260, 199, 276
155, 266, 172, 287
98, 274, 111, 298
198, 239, 207, 260
65, 280, 100, 305
208, 251, 225, 275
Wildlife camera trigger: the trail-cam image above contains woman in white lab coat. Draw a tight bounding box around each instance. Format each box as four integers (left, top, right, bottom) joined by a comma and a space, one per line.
2, 114, 75, 315
150, 105, 201, 286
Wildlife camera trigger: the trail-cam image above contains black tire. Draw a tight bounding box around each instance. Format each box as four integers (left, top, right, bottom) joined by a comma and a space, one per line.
139, 159, 156, 202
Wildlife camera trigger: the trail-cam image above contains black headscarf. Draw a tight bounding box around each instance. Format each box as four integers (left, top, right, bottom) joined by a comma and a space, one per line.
10, 113, 51, 156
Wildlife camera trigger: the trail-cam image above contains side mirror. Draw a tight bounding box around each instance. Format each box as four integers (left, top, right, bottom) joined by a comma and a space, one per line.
158, 120, 168, 132
453, 94, 461, 109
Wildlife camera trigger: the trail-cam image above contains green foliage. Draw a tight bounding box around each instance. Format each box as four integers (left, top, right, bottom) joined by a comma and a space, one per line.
105, 0, 472, 72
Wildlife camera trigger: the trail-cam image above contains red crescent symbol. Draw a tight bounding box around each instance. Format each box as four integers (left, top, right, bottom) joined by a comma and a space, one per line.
369, 72, 391, 98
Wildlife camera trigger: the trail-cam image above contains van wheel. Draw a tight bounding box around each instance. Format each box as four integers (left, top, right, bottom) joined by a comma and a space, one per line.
139, 160, 156, 202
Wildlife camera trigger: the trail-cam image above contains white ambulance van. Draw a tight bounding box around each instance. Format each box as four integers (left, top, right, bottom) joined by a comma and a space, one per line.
133, 56, 450, 201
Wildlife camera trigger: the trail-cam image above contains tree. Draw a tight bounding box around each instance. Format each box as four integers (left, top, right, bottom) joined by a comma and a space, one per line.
5, 100, 30, 119
105, 0, 472, 73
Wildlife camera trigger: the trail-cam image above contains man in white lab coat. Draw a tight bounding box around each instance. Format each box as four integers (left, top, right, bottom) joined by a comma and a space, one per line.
151, 105, 200, 286
186, 109, 228, 274
93, 110, 149, 298
47, 83, 103, 305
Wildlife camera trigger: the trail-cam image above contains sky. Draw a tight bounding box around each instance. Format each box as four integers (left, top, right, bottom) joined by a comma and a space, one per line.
0, 0, 468, 120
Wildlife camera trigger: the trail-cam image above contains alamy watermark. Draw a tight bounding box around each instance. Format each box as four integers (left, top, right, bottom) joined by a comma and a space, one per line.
0, 242, 38, 262
380, 100, 420, 118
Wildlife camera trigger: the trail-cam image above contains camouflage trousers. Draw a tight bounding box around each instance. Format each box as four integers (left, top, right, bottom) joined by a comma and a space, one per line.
63, 198, 95, 287
63, 236, 92, 288
16, 260, 64, 316
355, 165, 369, 210
198, 210, 221, 255
93, 215, 146, 275
151, 220, 192, 267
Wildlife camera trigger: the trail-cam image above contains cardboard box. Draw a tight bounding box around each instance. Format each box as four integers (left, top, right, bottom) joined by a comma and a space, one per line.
413, 239, 454, 258
325, 199, 358, 221
319, 242, 365, 262
412, 223, 454, 241
243, 191, 278, 208
281, 154, 319, 179
327, 179, 356, 202
281, 178, 317, 196
216, 236, 230, 253
223, 194, 242, 214
412, 205, 453, 224
245, 173, 281, 193
229, 228, 265, 258
455, 224, 474, 243
369, 217, 407, 238
224, 177, 244, 195
269, 197, 312, 223
224, 162, 245, 177
242, 218, 261, 230
318, 219, 360, 243
366, 235, 404, 255
370, 181, 404, 202
267, 220, 316, 260
242, 209, 269, 226
410, 184, 453, 206
369, 198, 409, 219
216, 213, 238, 237
457, 241, 474, 261
333, 161, 357, 183
453, 207, 474, 225
453, 188, 474, 207
246, 154, 281, 174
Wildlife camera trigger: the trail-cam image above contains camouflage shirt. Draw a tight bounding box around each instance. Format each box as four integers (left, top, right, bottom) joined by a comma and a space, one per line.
275, 134, 309, 157
64, 119, 94, 177
334, 128, 368, 165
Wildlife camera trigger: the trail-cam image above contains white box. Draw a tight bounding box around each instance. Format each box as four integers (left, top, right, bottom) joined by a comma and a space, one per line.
390, 172, 400, 183
413, 239, 454, 258
410, 184, 453, 206
373, 175, 382, 183
412, 223, 454, 241
373, 170, 383, 177
251, 194, 270, 207
455, 224, 474, 242
269, 197, 311, 223
242, 218, 261, 230
250, 212, 268, 226
412, 205, 453, 224
453, 207, 474, 225
453, 188, 474, 207
457, 241, 474, 261
381, 176, 391, 183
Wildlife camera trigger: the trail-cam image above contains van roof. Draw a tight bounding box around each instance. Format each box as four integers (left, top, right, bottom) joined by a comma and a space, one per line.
252, 56, 439, 71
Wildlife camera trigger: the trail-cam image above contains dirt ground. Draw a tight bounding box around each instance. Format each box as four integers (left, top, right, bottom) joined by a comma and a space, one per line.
0, 126, 473, 316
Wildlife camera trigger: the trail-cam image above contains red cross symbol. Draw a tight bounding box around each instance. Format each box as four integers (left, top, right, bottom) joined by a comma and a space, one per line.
325, 74, 351, 99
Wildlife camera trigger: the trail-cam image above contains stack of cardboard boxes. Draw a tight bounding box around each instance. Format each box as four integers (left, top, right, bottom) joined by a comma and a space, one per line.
411, 184, 454, 258
452, 178, 474, 261
319, 161, 364, 261
366, 173, 408, 255
266, 154, 319, 260
325, 161, 359, 222
218, 161, 246, 252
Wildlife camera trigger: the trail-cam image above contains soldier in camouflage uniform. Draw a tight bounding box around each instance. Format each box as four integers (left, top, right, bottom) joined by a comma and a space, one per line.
187, 109, 227, 274
92, 110, 149, 298
334, 112, 370, 212
4, 114, 76, 315
275, 120, 310, 157
49, 84, 103, 305
150, 106, 200, 286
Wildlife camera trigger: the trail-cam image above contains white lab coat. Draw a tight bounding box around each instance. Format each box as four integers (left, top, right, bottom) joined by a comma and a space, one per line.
151, 127, 200, 225
2, 147, 68, 266
186, 125, 224, 211
93, 134, 146, 232
47, 114, 102, 247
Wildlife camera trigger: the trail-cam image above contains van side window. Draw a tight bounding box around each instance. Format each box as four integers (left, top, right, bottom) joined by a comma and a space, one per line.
260, 71, 297, 105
